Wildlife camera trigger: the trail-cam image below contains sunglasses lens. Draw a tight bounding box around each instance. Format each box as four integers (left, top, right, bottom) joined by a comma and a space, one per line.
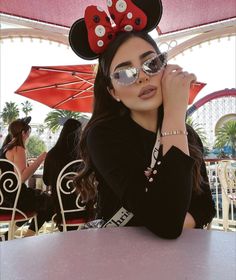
113, 68, 138, 85
143, 53, 166, 74
111, 53, 167, 85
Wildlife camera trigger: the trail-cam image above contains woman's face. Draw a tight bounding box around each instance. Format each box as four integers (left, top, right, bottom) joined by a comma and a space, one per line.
22, 128, 31, 142
109, 36, 164, 113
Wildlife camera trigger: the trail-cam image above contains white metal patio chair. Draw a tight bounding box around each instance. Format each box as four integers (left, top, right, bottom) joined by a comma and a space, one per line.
0, 159, 38, 241
217, 160, 236, 230
51, 159, 87, 232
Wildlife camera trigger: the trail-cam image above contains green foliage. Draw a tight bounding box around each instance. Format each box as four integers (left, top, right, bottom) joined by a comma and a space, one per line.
44, 110, 81, 133
36, 124, 45, 136
186, 117, 208, 146
203, 146, 210, 157
26, 136, 46, 158
21, 101, 33, 117
0, 102, 19, 125
215, 120, 236, 157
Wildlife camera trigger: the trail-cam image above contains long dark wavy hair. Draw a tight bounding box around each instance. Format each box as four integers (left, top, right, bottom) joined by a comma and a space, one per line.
1, 119, 31, 153
74, 31, 203, 211
50, 118, 82, 160
45, 118, 84, 224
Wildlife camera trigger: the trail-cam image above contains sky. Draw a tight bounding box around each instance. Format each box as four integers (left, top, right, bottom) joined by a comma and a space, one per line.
0, 37, 89, 124
0, 28, 235, 124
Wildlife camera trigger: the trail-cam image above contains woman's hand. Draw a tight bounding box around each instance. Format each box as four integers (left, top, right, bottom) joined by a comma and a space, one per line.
37, 152, 47, 164
160, 64, 197, 156
183, 212, 196, 228
161, 64, 196, 118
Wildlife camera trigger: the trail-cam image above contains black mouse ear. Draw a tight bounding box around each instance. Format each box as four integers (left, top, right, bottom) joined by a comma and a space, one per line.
133, 0, 163, 33
22, 116, 31, 124
69, 0, 163, 59
69, 18, 99, 60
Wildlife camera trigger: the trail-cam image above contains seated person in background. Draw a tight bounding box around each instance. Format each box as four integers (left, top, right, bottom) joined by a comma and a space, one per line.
43, 118, 88, 230
0, 117, 54, 238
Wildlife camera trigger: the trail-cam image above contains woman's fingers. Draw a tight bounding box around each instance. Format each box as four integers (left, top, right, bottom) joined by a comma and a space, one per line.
161, 64, 198, 115
165, 67, 197, 85
178, 72, 197, 85
162, 64, 182, 79
163, 64, 197, 79
188, 73, 197, 84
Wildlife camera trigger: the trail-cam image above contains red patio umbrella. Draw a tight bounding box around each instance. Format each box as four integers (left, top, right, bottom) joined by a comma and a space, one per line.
15, 64, 205, 113
15, 64, 96, 113
188, 82, 206, 104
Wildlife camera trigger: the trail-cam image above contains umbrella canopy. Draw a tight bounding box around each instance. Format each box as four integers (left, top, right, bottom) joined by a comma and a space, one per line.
188, 82, 206, 105
1, 0, 235, 35
15, 64, 96, 113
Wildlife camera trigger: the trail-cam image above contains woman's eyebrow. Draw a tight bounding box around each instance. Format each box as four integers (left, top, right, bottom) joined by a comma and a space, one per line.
140, 50, 155, 60
114, 61, 131, 71
114, 50, 155, 71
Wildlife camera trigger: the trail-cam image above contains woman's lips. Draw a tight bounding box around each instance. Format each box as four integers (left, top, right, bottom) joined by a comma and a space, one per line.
138, 85, 157, 100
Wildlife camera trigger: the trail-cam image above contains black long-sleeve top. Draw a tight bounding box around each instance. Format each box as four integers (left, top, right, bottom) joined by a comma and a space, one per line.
87, 114, 216, 239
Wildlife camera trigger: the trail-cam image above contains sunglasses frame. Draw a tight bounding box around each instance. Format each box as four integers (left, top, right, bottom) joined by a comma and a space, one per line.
110, 52, 167, 86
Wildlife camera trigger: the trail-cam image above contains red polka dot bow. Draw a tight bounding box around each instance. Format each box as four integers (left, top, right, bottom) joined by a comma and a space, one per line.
84, 0, 147, 54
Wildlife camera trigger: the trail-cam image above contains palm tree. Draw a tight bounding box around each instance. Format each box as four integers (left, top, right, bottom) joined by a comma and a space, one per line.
215, 120, 236, 157
186, 117, 208, 146
21, 101, 33, 117
0, 102, 19, 125
36, 124, 45, 136
44, 110, 81, 133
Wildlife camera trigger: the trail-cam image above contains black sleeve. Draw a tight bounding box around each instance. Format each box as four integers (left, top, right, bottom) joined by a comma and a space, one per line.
187, 128, 216, 228
87, 125, 195, 239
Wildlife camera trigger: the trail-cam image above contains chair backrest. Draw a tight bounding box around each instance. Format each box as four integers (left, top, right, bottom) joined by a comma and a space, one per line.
56, 159, 86, 226
218, 160, 236, 203
0, 159, 26, 220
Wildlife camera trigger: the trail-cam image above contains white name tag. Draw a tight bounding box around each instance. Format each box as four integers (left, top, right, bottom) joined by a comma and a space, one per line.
103, 207, 134, 227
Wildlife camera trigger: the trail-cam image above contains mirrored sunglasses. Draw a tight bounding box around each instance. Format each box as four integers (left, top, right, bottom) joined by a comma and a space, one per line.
110, 52, 167, 86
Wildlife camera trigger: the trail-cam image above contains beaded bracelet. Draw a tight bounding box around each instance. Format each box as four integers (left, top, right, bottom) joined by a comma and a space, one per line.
161, 129, 188, 137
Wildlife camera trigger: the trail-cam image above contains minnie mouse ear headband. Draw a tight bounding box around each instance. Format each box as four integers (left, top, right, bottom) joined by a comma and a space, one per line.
21, 116, 31, 125
69, 0, 163, 60
8, 117, 31, 133
12, 116, 31, 126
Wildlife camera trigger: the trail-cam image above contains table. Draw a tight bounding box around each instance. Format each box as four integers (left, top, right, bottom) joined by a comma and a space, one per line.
34, 168, 44, 189
0, 227, 235, 280
28, 169, 45, 191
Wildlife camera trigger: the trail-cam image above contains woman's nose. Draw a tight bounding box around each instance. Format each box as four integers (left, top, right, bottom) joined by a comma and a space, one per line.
136, 71, 150, 84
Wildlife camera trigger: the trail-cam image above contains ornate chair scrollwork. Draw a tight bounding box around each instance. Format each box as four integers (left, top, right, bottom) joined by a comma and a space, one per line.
53, 159, 87, 232
217, 160, 236, 231
0, 159, 38, 240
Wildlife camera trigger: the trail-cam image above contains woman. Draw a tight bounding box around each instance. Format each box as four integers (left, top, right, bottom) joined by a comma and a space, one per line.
69, 0, 216, 238
43, 118, 87, 229
0, 117, 53, 238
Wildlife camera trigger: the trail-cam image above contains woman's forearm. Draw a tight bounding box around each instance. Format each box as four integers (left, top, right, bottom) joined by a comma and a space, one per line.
161, 114, 189, 156
21, 152, 46, 182
21, 158, 42, 182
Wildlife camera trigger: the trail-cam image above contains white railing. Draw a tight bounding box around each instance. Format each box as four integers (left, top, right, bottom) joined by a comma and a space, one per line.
205, 159, 236, 231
